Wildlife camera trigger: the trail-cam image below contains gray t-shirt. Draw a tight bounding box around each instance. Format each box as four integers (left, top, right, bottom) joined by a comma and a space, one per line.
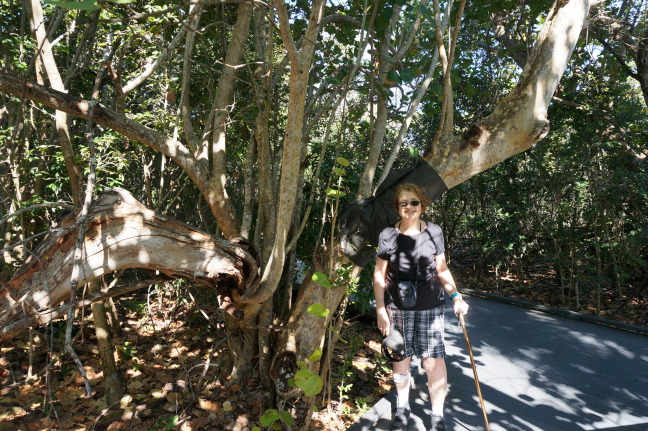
377, 221, 446, 310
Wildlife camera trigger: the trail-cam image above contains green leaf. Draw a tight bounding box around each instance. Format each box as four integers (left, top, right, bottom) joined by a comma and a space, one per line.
380, 5, 394, 20
333, 167, 346, 176
400, 68, 415, 82
311, 272, 331, 287
336, 156, 350, 166
168, 416, 179, 430
325, 188, 346, 198
465, 83, 476, 98
420, 4, 434, 24
279, 411, 296, 426
387, 69, 401, 84
375, 15, 390, 31
325, 76, 341, 85
260, 409, 279, 427
308, 348, 323, 363
45, 0, 100, 10
307, 303, 330, 318
297, 360, 308, 370
294, 369, 324, 397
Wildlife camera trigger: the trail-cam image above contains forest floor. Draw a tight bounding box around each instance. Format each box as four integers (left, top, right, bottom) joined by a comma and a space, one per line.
1, 265, 646, 431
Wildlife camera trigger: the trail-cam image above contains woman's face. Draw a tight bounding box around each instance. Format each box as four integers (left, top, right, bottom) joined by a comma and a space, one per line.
397, 190, 422, 221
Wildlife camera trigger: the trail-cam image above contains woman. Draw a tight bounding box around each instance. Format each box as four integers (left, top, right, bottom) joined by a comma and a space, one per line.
373, 183, 469, 431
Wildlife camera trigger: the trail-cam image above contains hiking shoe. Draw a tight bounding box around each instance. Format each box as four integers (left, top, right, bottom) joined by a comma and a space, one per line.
391, 407, 410, 431
430, 414, 446, 430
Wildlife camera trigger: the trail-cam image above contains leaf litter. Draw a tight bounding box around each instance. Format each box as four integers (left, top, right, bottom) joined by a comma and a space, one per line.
0, 285, 389, 430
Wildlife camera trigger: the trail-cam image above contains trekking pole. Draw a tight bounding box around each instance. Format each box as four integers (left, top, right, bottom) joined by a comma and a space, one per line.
458, 312, 491, 431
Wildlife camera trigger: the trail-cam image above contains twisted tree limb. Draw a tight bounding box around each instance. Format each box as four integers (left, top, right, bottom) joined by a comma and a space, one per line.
0, 188, 260, 342
425, 0, 595, 188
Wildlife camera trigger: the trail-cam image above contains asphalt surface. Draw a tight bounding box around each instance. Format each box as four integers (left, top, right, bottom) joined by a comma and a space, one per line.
347, 295, 648, 431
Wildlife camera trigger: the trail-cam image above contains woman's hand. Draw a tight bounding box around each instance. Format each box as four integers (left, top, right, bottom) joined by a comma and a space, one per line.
453, 298, 469, 316
376, 306, 390, 336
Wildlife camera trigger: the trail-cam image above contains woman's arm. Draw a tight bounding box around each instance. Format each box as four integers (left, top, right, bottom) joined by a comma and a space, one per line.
435, 253, 469, 315
374, 257, 391, 335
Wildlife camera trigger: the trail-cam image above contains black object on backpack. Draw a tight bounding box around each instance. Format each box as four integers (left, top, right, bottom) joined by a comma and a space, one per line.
338, 159, 447, 267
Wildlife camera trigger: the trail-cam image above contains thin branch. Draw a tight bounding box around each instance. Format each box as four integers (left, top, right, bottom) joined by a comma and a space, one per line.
287, 97, 340, 254
274, 0, 300, 66
0, 202, 77, 226
177, 3, 205, 152
552, 95, 585, 108
121, 8, 202, 95
375, 1, 452, 190
304, 0, 374, 135
430, 0, 466, 146
429, 0, 452, 150
394, 0, 428, 61
442, 0, 467, 135
0, 276, 169, 340
596, 36, 640, 79
64, 61, 107, 398
0, 72, 201, 179
0, 227, 75, 254
375, 48, 442, 191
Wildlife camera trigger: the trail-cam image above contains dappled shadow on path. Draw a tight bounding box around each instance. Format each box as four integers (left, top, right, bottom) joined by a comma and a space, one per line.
349, 297, 648, 431
445, 298, 648, 431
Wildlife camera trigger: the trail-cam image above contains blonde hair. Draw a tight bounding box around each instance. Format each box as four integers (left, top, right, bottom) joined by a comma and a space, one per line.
394, 183, 431, 212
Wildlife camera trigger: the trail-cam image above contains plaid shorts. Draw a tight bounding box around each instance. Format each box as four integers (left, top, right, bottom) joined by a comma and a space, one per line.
387, 305, 446, 359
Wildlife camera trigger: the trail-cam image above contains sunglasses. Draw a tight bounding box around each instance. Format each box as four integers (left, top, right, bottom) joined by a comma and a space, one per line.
397, 200, 421, 208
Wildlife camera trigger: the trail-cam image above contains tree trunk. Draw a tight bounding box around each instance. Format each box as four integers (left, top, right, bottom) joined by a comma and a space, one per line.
271, 273, 348, 405
205, 2, 253, 239
88, 279, 124, 405
26, 0, 82, 204
357, 4, 400, 198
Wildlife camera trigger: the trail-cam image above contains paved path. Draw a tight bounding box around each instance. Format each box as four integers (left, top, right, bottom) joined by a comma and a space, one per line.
347, 295, 648, 431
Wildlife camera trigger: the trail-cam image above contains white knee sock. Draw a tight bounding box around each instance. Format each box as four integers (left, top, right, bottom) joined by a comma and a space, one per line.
393, 372, 411, 409
432, 404, 443, 417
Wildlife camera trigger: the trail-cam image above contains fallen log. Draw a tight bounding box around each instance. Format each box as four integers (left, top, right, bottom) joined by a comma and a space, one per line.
0, 188, 259, 341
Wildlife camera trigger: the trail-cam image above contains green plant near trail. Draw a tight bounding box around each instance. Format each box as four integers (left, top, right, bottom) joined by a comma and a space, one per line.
333, 330, 365, 406
371, 351, 392, 378
255, 408, 296, 430
355, 397, 371, 415
291, 348, 325, 398
335, 357, 354, 409
253, 348, 323, 430
149, 414, 179, 431
253, 261, 361, 429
